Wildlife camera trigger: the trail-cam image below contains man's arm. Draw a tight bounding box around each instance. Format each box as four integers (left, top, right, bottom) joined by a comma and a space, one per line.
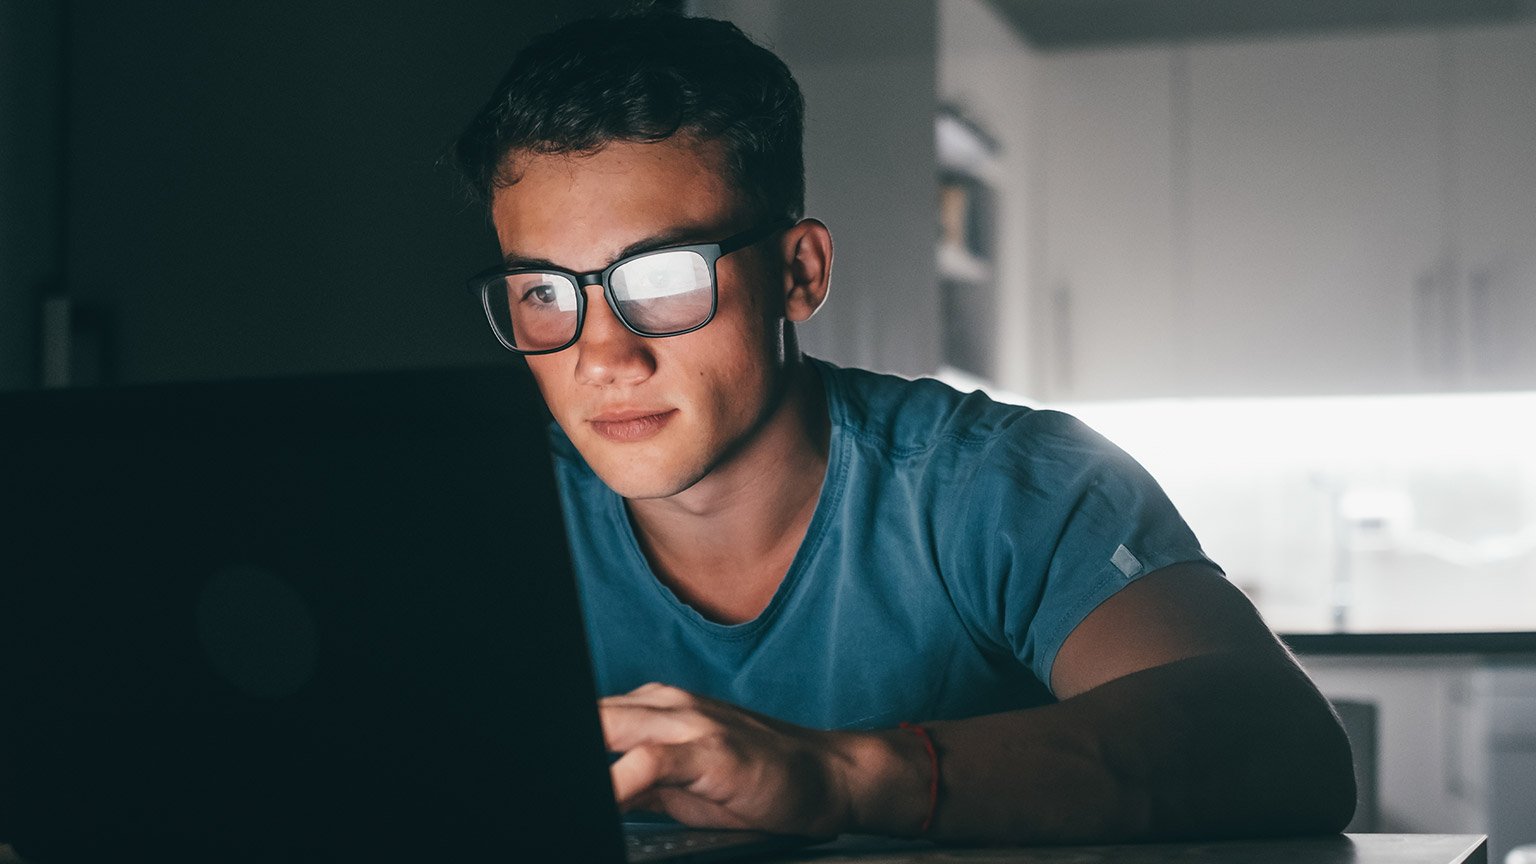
602, 562, 1356, 842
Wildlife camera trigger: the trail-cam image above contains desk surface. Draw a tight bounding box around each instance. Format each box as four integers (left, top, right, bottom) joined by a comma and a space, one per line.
0, 834, 1489, 863
780, 834, 1488, 864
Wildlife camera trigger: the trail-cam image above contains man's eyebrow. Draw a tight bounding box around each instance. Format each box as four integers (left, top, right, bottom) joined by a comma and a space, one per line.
500, 224, 723, 271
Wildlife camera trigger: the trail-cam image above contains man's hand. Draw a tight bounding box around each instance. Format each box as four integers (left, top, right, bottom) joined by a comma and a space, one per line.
600, 683, 930, 838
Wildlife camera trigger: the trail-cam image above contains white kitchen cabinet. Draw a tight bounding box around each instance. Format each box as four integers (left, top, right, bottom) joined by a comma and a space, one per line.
1181, 31, 1444, 397
1300, 655, 1483, 835
1033, 23, 1536, 399
1484, 666, 1536, 864
1450, 23, 1536, 393
1301, 654, 1536, 863
1036, 46, 1179, 401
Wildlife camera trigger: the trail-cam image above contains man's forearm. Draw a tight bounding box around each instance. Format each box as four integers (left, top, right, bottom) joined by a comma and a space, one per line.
838, 649, 1357, 843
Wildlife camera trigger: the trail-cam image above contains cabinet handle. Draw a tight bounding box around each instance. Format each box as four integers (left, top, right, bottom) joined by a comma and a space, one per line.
1414, 268, 1441, 383
1444, 676, 1466, 799
1468, 268, 1492, 382
1052, 281, 1073, 396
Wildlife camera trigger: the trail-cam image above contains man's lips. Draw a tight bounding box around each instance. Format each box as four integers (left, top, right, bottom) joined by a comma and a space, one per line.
587, 409, 677, 442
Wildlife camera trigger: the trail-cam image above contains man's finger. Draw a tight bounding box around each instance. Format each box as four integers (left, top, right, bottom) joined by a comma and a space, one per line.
601, 682, 695, 708
600, 702, 712, 752
610, 741, 707, 806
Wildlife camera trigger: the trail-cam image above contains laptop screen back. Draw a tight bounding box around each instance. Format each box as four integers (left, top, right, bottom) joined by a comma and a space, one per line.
1, 364, 625, 863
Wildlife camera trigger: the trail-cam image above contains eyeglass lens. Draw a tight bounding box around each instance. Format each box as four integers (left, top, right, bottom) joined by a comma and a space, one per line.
486, 249, 714, 352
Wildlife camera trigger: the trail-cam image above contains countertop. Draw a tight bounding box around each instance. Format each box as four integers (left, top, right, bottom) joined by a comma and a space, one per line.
0, 834, 1493, 864
1281, 631, 1536, 655
785, 834, 1488, 863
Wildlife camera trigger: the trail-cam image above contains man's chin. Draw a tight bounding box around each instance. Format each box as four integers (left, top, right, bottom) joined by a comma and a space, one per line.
582, 452, 703, 501
595, 472, 699, 501
567, 427, 716, 501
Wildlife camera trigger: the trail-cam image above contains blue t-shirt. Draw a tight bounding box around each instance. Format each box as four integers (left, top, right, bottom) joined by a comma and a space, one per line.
552, 358, 1215, 731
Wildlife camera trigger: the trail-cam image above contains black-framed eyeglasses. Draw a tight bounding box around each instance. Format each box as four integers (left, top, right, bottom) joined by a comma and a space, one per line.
465, 219, 795, 355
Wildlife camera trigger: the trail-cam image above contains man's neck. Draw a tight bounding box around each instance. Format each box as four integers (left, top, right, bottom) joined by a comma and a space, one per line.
626, 362, 830, 624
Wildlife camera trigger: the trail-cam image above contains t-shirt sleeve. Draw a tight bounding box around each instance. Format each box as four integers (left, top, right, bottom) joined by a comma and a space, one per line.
937, 409, 1218, 695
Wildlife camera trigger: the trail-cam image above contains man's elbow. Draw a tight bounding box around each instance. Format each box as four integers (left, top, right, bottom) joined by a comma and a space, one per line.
1147, 653, 1363, 840
1304, 703, 1361, 834
1238, 676, 1361, 838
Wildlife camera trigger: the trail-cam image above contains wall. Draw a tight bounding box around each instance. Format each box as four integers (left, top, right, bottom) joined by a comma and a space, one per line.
7, 0, 615, 389
937, 0, 1042, 395
692, 0, 941, 377
0, 0, 65, 390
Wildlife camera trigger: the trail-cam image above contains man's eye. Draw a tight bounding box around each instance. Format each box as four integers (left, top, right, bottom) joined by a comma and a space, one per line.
522, 283, 558, 305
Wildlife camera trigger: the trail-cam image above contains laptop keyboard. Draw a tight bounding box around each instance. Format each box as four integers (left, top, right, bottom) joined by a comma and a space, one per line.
624, 826, 776, 862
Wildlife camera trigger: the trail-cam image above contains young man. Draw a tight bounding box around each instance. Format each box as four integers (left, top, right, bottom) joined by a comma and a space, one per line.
452, 12, 1355, 843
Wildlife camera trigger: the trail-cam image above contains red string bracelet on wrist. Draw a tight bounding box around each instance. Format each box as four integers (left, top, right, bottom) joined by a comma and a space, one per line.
898, 721, 938, 835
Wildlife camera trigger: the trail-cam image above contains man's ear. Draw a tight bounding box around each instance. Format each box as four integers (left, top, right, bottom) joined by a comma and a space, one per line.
780, 219, 833, 323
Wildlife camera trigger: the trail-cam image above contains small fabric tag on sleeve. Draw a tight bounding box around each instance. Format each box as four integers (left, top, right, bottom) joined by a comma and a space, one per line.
1111, 544, 1143, 579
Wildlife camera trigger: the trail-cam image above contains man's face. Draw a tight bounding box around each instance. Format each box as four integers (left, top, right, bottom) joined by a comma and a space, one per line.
490, 138, 792, 501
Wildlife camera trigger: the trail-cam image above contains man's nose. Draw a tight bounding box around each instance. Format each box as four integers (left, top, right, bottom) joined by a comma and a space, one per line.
574, 288, 656, 386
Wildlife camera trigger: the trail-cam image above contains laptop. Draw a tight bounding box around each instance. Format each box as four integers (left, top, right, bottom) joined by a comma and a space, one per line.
0, 364, 809, 863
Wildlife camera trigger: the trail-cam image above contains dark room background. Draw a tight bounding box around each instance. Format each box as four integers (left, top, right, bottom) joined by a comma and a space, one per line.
0, 0, 619, 390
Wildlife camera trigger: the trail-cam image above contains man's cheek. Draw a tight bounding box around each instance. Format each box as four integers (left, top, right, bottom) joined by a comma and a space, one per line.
525, 360, 570, 412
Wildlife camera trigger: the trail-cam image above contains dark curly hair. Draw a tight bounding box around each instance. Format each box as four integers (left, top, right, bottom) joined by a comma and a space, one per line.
451, 13, 805, 223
